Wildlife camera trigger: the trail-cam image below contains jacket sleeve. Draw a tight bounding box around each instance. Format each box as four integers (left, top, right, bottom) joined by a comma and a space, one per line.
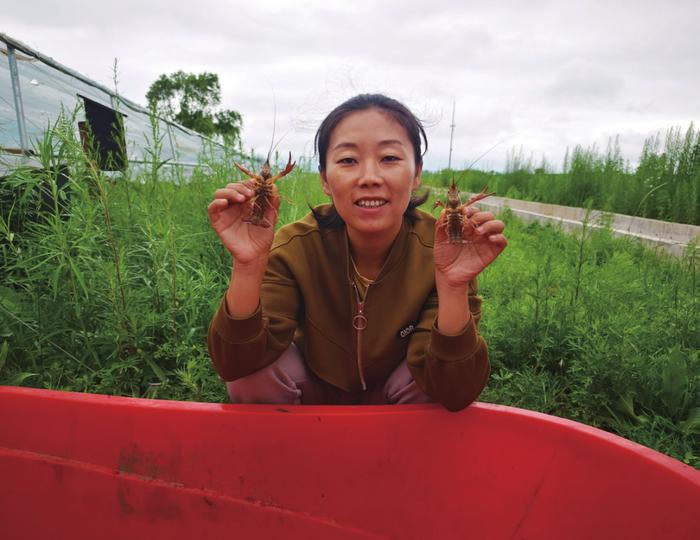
406, 279, 490, 412
207, 249, 301, 382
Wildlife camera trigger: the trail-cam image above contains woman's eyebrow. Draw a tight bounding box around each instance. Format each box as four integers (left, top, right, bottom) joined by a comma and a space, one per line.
331, 142, 358, 151
331, 139, 405, 151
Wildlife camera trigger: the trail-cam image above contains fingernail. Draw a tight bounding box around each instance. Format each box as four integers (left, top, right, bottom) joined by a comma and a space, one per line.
476, 227, 484, 234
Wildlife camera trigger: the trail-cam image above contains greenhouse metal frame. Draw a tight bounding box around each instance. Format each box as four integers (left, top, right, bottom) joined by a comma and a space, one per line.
1, 32, 224, 175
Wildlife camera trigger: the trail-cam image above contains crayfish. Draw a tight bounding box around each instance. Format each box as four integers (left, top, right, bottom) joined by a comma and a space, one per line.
233, 153, 295, 227
433, 182, 494, 243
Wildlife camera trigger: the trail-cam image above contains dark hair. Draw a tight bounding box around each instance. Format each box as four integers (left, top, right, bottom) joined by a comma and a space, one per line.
311, 94, 429, 229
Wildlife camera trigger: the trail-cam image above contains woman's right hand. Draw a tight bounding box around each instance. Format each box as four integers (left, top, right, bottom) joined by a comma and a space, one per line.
207, 180, 280, 267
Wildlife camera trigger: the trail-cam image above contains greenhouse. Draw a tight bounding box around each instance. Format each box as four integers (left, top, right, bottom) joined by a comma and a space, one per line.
0, 33, 223, 176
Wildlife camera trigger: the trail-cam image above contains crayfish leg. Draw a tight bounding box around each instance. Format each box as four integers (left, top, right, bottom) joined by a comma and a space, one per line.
243, 217, 272, 228
435, 212, 448, 231
242, 195, 277, 228
234, 162, 263, 181
462, 218, 478, 237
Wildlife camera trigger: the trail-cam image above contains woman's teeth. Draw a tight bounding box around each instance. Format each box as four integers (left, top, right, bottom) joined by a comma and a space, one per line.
356, 200, 387, 208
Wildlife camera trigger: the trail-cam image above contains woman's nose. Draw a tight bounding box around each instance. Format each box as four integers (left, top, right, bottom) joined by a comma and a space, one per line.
358, 162, 383, 186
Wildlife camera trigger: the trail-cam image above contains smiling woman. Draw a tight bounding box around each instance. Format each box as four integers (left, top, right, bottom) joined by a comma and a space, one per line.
312, 94, 430, 231
206, 94, 507, 410
320, 109, 422, 271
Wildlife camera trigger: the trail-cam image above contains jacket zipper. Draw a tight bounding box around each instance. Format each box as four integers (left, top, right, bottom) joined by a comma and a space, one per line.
351, 281, 368, 391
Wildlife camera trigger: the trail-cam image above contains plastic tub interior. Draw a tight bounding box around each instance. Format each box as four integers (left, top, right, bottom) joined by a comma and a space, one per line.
1, 386, 699, 539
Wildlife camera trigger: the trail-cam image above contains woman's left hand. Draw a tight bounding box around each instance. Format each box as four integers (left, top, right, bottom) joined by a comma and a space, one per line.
434, 207, 507, 288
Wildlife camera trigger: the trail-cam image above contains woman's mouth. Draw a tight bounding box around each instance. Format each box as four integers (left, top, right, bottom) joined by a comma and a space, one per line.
355, 198, 388, 208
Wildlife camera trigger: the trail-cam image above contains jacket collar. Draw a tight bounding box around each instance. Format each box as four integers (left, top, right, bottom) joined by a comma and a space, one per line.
342, 215, 411, 285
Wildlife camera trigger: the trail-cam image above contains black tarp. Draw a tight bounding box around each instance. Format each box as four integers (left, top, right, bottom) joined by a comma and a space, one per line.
79, 95, 127, 171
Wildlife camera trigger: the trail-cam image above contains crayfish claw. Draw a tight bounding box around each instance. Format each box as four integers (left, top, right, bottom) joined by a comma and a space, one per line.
269, 152, 296, 183
464, 185, 495, 207
234, 162, 262, 181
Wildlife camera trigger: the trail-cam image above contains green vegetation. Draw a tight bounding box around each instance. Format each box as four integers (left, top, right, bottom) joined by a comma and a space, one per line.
477, 209, 699, 466
146, 71, 242, 141
425, 123, 700, 225
1, 117, 698, 468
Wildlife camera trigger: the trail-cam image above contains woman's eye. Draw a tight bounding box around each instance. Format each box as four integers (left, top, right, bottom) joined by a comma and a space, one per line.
338, 157, 356, 164
382, 155, 400, 162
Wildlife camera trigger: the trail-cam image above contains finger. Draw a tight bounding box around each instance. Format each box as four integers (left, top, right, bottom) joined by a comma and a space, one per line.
207, 198, 230, 215
265, 188, 280, 214
435, 211, 450, 229
463, 206, 479, 218
270, 185, 281, 211
273, 195, 281, 211
434, 213, 448, 243
487, 234, 508, 248
474, 220, 505, 236
214, 187, 253, 205
469, 211, 495, 225
463, 203, 487, 215
223, 183, 255, 197
264, 200, 280, 225
219, 184, 253, 197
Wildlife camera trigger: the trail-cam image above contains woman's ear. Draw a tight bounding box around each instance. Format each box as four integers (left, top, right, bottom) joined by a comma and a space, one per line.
412, 164, 422, 191
320, 171, 332, 197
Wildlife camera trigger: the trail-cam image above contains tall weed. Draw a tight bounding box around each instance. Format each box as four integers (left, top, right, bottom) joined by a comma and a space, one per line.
1, 115, 697, 468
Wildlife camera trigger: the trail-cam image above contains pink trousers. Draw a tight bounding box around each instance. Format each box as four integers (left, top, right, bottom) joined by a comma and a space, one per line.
226, 344, 433, 405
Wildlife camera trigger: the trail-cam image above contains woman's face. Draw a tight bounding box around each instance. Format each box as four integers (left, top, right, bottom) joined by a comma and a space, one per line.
320, 108, 422, 241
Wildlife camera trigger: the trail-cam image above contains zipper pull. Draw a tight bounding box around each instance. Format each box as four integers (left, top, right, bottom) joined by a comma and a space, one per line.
352, 283, 368, 391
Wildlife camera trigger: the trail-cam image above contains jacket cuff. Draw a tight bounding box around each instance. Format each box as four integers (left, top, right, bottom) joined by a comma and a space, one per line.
213, 297, 263, 343
429, 316, 480, 362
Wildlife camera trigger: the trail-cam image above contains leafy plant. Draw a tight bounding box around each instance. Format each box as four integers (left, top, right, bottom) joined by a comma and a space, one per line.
146, 71, 242, 141
1, 110, 697, 469
423, 122, 700, 225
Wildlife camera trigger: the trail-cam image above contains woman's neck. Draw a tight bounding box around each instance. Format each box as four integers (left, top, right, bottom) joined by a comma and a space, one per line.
347, 222, 402, 280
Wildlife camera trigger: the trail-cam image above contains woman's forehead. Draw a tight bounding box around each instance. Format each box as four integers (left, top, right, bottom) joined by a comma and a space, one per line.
329, 109, 411, 148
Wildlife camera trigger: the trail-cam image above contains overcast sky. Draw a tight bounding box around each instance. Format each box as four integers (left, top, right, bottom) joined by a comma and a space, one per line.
4, 0, 700, 171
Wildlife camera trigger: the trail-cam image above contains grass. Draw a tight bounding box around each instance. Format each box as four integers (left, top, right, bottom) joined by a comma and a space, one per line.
0, 115, 698, 468
423, 123, 700, 226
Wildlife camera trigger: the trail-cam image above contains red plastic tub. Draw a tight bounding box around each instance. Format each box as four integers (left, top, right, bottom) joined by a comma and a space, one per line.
1, 386, 699, 539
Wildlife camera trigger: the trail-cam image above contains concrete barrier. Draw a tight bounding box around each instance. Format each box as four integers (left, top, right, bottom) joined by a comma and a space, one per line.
448, 191, 700, 258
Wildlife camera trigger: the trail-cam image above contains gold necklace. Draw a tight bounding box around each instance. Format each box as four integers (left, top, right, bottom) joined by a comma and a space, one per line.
350, 255, 374, 286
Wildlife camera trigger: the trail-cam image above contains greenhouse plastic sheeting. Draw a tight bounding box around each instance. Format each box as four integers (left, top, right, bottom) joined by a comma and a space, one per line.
16, 55, 85, 146
0, 44, 22, 151
1, 33, 220, 170
171, 123, 202, 164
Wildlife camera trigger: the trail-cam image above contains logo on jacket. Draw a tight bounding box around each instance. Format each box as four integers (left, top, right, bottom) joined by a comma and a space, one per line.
397, 324, 416, 339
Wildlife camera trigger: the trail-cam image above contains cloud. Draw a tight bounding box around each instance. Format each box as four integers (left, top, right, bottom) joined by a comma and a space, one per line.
543, 60, 625, 107
3, 0, 700, 171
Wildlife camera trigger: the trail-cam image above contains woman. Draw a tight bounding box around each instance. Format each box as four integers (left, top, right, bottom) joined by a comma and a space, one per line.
207, 94, 507, 411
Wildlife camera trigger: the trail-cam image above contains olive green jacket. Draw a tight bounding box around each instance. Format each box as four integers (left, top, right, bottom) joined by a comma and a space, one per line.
208, 206, 489, 411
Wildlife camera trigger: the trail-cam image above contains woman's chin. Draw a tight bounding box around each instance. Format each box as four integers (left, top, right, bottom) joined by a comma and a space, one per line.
344, 217, 400, 239
335, 203, 405, 238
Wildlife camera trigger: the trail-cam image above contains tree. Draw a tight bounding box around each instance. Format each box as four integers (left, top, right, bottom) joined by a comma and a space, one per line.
146, 71, 242, 141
